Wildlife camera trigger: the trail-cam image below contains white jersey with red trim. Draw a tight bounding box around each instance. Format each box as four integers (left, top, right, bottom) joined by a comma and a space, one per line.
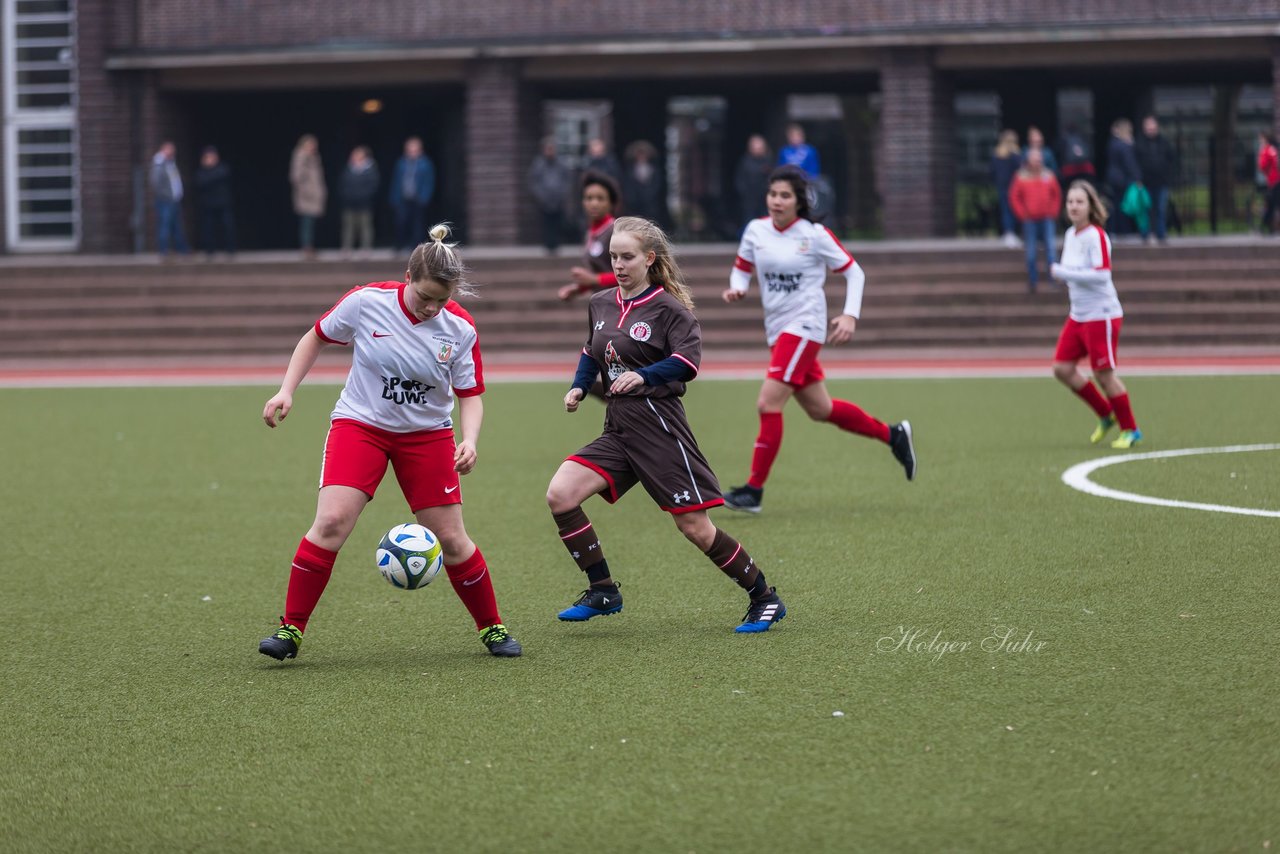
732, 217, 858, 345
314, 281, 484, 433
1056, 224, 1122, 322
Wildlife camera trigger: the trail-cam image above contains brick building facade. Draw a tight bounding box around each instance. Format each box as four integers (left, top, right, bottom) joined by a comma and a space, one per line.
3, 1, 1277, 252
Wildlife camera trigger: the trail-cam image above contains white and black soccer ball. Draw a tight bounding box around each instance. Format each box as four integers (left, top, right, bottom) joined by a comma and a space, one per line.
375, 523, 444, 589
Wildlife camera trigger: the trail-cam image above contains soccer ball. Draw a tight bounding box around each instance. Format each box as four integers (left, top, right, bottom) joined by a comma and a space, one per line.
375, 523, 444, 589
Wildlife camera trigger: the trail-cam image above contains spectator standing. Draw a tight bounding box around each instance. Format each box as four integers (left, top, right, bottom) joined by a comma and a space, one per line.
1134, 115, 1177, 244
149, 141, 189, 259
1057, 124, 1096, 190
1008, 149, 1062, 293
734, 134, 773, 230
290, 134, 326, 259
1104, 119, 1141, 235
1024, 126, 1059, 174
339, 145, 380, 257
582, 138, 622, 186
1257, 131, 1280, 235
991, 129, 1023, 247
622, 139, 665, 224
194, 145, 235, 259
778, 123, 820, 177
390, 136, 436, 253
528, 137, 572, 253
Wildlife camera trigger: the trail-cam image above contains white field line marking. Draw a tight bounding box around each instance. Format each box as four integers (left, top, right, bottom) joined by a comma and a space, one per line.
1061, 444, 1280, 518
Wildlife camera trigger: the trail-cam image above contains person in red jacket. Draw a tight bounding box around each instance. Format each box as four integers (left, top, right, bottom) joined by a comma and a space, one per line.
1258, 131, 1280, 235
1009, 149, 1062, 293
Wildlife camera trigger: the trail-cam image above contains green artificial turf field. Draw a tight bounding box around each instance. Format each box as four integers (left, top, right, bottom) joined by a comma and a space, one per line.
1, 375, 1276, 853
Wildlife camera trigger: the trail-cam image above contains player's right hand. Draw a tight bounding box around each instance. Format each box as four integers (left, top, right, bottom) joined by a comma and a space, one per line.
564, 388, 585, 413
722, 288, 745, 303
263, 392, 292, 428
558, 283, 580, 301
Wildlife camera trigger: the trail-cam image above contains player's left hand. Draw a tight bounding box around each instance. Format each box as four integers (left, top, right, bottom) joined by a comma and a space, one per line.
828, 314, 857, 345
1049, 262, 1066, 282
609, 371, 645, 395
454, 440, 477, 475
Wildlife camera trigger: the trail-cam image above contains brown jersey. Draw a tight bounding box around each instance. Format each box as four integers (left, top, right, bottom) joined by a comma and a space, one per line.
584, 217, 614, 277
583, 286, 701, 399
571, 285, 721, 513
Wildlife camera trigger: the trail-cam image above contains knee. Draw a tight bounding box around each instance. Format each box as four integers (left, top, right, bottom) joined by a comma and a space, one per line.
1052, 363, 1076, 384
310, 509, 354, 544
674, 516, 715, 551
546, 481, 577, 516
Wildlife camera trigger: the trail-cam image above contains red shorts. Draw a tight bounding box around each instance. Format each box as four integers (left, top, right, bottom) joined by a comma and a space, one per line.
766, 333, 825, 389
321, 418, 461, 512
1053, 317, 1123, 372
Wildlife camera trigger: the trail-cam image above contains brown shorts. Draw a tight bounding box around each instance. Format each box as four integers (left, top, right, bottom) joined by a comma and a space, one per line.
568, 395, 724, 514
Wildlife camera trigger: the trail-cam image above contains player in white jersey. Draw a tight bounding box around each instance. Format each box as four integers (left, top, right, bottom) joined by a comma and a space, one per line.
719, 166, 916, 512
1049, 181, 1143, 448
256, 224, 522, 662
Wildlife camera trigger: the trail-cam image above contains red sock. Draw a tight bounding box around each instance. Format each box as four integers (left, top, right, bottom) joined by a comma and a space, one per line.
1074, 381, 1112, 419
827, 399, 890, 443
284, 537, 337, 633
445, 547, 501, 630
1109, 393, 1137, 431
747, 411, 783, 489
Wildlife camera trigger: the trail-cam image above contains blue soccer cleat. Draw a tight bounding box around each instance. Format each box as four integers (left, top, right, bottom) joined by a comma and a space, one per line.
557, 584, 623, 621
735, 588, 786, 633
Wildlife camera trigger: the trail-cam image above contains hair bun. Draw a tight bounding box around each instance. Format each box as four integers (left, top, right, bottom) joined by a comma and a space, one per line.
428, 223, 451, 243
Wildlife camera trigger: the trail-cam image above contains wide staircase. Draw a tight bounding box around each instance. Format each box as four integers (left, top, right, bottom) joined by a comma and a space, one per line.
1, 240, 1276, 362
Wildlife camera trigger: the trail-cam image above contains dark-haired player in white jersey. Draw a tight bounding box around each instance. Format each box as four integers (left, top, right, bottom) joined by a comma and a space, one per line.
720, 165, 916, 513
547, 216, 786, 633
1050, 180, 1143, 448
257, 224, 522, 661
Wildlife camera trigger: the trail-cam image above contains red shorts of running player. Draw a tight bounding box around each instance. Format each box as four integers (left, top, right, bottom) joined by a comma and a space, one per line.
765, 332, 826, 389
1053, 316, 1124, 372
321, 418, 461, 512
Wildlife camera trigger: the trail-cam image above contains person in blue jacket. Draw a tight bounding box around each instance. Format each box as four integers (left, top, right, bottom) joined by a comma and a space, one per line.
778, 123, 820, 178
390, 136, 436, 252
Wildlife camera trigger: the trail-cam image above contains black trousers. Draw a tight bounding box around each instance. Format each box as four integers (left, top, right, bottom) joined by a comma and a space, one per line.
200, 205, 236, 254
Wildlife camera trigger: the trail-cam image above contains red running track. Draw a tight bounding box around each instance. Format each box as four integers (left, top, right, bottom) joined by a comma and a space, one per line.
1, 351, 1278, 388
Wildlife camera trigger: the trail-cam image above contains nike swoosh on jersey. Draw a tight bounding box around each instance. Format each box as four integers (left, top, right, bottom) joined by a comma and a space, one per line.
444, 485, 458, 493
372, 331, 393, 338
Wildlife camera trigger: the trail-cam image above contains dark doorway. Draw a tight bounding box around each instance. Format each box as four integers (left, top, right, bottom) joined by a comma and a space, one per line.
181, 86, 465, 251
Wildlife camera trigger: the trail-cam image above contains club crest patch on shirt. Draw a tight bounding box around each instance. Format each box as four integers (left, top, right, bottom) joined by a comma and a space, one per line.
796, 237, 811, 254
436, 342, 453, 362
629, 321, 652, 342
604, 339, 625, 382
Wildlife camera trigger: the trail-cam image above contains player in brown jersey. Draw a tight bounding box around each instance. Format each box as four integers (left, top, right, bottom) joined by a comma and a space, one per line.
546, 216, 786, 633
558, 171, 620, 301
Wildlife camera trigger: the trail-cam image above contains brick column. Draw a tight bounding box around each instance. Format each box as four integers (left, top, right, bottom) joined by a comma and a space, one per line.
1273, 39, 1280, 139
879, 48, 955, 238
76, 0, 143, 253
465, 59, 536, 245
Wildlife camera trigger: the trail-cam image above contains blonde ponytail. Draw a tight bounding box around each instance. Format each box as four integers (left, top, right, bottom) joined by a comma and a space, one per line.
407, 222, 476, 298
